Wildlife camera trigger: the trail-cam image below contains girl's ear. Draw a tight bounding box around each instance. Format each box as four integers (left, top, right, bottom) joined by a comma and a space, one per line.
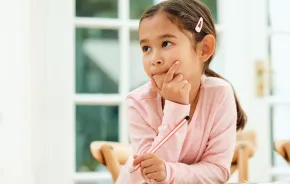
197, 35, 215, 62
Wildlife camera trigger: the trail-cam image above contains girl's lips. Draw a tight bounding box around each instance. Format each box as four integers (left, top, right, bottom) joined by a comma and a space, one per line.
152, 72, 167, 78
151, 69, 169, 76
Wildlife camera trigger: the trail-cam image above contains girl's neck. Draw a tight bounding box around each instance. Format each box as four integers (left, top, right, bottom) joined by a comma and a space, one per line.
189, 81, 201, 105
188, 81, 201, 121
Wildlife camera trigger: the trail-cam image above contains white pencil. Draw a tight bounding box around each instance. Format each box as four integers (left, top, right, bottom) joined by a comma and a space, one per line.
130, 115, 190, 173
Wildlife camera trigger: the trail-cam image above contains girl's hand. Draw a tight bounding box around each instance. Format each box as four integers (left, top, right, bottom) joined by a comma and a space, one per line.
151, 61, 191, 105
133, 153, 167, 182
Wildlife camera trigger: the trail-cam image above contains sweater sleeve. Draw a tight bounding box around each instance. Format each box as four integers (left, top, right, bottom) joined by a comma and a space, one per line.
127, 96, 190, 162
117, 95, 190, 184
159, 85, 237, 184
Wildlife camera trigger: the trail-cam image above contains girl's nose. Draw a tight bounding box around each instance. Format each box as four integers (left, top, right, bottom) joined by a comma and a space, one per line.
151, 52, 164, 66
152, 59, 163, 65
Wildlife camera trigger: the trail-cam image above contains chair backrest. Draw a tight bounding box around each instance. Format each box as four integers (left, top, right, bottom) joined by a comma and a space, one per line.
274, 140, 290, 164
90, 141, 133, 165
232, 130, 256, 164
90, 141, 133, 183
236, 130, 256, 145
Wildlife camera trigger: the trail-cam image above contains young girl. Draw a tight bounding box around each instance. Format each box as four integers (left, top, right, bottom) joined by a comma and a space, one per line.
116, 0, 247, 183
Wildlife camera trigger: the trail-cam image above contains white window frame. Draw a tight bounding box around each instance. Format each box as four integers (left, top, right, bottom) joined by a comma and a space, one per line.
266, 1, 290, 179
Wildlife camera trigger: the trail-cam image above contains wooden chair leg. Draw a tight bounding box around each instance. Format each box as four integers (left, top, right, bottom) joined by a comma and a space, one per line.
101, 144, 121, 183
238, 144, 249, 183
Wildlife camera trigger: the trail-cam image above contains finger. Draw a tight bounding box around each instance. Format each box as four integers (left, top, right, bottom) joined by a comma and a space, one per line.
133, 154, 138, 159
176, 80, 188, 89
143, 165, 159, 175
164, 61, 180, 83
171, 74, 183, 83
150, 78, 161, 93
182, 83, 191, 91
133, 153, 155, 166
146, 172, 162, 180
140, 157, 155, 168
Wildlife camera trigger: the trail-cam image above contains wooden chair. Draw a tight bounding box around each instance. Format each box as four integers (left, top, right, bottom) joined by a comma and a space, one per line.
90, 131, 256, 183
274, 139, 290, 164
231, 130, 256, 183
90, 141, 133, 182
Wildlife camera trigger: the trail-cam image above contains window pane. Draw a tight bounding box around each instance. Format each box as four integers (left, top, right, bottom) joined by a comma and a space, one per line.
200, 0, 218, 23
210, 33, 225, 76
76, 28, 119, 94
75, 105, 119, 172
75, 0, 118, 18
130, 0, 154, 19
270, 35, 290, 96
129, 31, 148, 90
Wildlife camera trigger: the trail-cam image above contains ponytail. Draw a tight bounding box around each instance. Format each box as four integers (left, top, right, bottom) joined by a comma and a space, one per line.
205, 68, 247, 131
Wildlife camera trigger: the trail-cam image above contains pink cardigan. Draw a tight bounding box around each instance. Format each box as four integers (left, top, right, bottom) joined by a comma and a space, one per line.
116, 75, 237, 184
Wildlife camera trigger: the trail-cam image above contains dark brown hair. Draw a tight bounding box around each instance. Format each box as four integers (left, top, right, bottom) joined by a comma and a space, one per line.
140, 0, 247, 131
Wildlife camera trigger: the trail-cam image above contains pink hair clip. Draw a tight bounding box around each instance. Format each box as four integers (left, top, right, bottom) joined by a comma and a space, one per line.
195, 17, 203, 33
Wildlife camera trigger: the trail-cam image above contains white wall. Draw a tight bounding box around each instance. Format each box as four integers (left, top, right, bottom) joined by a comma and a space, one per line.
0, 0, 76, 184
0, 0, 33, 184
30, 0, 74, 183
223, 0, 271, 182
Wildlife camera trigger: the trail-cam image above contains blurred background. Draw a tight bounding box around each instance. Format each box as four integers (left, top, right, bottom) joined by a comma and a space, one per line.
0, 0, 290, 183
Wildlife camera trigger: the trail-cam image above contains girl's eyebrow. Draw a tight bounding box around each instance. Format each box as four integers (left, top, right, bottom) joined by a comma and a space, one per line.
140, 33, 177, 45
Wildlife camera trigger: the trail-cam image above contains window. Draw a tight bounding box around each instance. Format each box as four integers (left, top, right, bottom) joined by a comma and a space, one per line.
74, 0, 221, 182
268, 0, 290, 180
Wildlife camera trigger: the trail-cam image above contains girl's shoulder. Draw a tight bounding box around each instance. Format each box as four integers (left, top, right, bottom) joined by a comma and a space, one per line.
126, 81, 159, 102
202, 75, 232, 89
201, 76, 234, 102
125, 82, 161, 118
200, 76, 236, 120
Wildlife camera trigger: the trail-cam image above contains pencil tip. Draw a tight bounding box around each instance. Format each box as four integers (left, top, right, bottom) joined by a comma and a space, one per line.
129, 167, 135, 173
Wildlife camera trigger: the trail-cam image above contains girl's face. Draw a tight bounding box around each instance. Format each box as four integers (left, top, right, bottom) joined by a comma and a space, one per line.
138, 13, 204, 89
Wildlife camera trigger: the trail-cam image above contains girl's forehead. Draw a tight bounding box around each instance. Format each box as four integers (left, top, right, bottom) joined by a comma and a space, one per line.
138, 13, 195, 44
139, 13, 182, 37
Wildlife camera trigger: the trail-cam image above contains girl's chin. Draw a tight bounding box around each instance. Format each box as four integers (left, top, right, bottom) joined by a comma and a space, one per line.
152, 74, 166, 89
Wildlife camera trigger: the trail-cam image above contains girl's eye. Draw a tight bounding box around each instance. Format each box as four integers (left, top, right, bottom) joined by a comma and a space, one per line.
142, 46, 152, 52
162, 41, 172, 47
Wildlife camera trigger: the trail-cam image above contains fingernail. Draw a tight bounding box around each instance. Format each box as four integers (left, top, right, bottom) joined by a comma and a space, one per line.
175, 61, 180, 65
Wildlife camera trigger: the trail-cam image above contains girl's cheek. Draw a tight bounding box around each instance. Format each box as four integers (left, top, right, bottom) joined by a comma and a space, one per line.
143, 62, 151, 76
